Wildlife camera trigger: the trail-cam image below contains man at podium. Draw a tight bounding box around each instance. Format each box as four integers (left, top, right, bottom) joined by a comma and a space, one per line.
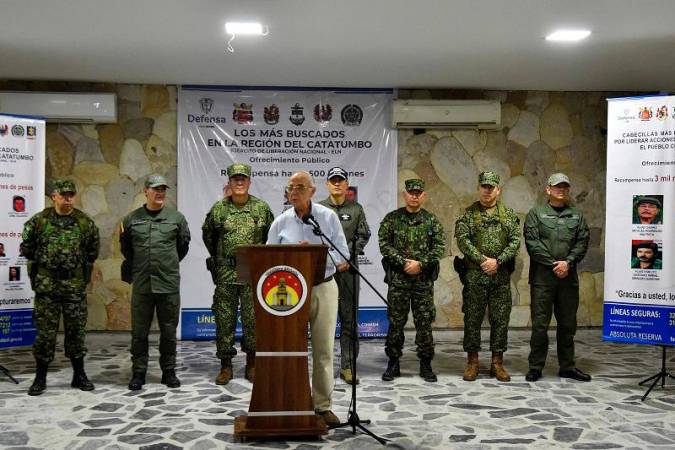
266, 171, 349, 428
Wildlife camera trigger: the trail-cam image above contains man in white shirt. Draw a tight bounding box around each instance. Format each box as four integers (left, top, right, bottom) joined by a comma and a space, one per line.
266, 171, 349, 428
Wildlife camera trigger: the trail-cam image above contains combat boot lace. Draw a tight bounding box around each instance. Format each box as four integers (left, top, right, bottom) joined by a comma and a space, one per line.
161, 369, 181, 388
463, 352, 479, 381
490, 352, 511, 382
215, 359, 233, 385
70, 357, 95, 391
420, 358, 437, 382
27, 361, 48, 396
381, 358, 400, 381
128, 371, 146, 391
245, 353, 255, 383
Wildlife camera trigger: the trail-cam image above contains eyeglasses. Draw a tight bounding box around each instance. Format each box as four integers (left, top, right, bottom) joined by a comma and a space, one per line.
285, 184, 310, 193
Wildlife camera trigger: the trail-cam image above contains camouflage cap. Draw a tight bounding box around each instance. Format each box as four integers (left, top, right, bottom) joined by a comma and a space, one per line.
227, 163, 251, 178
637, 196, 662, 209
404, 178, 425, 192
52, 179, 77, 194
145, 174, 169, 189
478, 171, 501, 187
547, 172, 571, 186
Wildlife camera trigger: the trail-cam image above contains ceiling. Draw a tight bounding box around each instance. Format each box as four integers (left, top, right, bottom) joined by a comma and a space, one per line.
2, 0, 675, 91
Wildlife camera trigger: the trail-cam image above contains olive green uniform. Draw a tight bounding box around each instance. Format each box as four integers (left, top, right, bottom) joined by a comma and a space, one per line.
202, 195, 273, 360
120, 206, 190, 372
379, 208, 445, 360
21, 208, 99, 364
318, 197, 370, 370
454, 201, 520, 353
524, 203, 589, 371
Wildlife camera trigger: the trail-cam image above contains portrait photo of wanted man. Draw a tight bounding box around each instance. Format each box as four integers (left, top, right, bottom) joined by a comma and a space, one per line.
632, 195, 663, 225
630, 241, 662, 270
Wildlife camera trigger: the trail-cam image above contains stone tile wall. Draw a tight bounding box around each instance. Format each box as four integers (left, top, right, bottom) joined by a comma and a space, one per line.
0, 82, 620, 330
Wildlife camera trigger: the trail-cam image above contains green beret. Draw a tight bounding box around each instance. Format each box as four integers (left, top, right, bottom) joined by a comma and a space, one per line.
52, 179, 77, 194
227, 163, 251, 178
478, 171, 500, 187
637, 196, 661, 209
145, 174, 169, 189
404, 178, 425, 192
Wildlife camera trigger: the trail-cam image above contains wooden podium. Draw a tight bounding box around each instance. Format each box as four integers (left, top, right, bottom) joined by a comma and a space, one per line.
233, 244, 329, 440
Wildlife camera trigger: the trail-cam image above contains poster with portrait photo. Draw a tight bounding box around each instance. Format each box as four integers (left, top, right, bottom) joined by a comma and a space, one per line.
630, 240, 662, 271
632, 194, 663, 225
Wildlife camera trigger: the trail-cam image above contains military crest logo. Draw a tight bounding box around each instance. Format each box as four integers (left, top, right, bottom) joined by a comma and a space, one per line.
264, 104, 280, 125
656, 105, 668, 120
256, 265, 308, 316
233, 102, 254, 124
27, 126, 36, 138
313, 104, 333, 123
0, 124, 8, 136
199, 97, 214, 114
289, 103, 305, 126
341, 104, 363, 126
639, 107, 652, 121
11, 125, 24, 137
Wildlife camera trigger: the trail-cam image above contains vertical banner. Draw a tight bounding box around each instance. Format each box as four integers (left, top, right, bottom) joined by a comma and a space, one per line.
604, 96, 675, 345
178, 86, 396, 340
0, 115, 45, 348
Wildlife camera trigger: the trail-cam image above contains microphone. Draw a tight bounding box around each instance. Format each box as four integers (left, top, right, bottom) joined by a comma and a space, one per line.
302, 213, 314, 225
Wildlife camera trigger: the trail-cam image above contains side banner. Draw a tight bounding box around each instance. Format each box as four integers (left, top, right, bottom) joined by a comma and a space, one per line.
177, 86, 396, 340
0, 115, 45, 348
604, 96, 675, 345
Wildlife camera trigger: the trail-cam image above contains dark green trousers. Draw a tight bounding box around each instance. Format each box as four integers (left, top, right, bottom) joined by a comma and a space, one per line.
212, 282, 255, 360
32, 291, 88, 364
462, 270, 512, 353
528, 282, 579, 371
130, 290, 180, 372
385, 283, 435, 360
336, 270, 359, 369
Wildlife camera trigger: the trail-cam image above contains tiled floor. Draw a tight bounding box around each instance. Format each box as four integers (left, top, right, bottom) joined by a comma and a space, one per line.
0, 329, 674, 449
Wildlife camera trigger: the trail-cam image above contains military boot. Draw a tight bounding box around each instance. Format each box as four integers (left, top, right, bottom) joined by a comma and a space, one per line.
27, 361, 48, 396
215, 359, 233, 385
161, 369, 181, 388
419, 358, 437, 382
70, 357, 95, 391
381, 358, 400, 381
463, 352, 479, 381
490, 352, 511, 382
245, 353, 255, 383
128, 371, 146, 391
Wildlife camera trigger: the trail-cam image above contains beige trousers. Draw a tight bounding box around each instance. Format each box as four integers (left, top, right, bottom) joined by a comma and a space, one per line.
309, 278, 338, 412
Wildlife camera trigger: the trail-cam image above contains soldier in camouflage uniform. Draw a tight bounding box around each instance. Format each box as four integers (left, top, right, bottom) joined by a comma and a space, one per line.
454, 172, 520, 382
21, 179, 100, 396
121, 175, 191, 391
319, 167, 370, 385
379, 179, 445, 382
202, 163, 274, 385
524, 173, 591, 382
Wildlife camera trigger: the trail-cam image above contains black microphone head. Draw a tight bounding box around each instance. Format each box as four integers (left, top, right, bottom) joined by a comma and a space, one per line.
302, 214, 312, 224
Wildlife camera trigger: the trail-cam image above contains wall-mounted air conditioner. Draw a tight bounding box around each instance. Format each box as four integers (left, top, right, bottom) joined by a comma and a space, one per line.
392, 99, 501, 129
0, 91, 117, 123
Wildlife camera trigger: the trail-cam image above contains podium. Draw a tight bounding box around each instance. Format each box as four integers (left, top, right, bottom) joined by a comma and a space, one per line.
233, 244, 329, 440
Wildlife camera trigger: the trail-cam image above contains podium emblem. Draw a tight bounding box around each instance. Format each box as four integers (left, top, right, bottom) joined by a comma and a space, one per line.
256, 265, 308, 316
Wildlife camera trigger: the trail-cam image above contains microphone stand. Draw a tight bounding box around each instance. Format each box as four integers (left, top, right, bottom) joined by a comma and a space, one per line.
0, 363, 18, 384
304, 215, 388, 445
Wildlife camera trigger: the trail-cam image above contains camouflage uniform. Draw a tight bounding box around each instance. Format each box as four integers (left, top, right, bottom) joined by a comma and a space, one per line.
318, 196, 370, 370
454, 200, 520, 352
379, 186, 445, 361
21, 187, 99, 365
202, 193, 273, 360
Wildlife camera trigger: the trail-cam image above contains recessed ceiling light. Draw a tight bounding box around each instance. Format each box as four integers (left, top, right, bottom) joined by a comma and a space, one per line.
545, 29, 591, 42
225, 22, 264, 36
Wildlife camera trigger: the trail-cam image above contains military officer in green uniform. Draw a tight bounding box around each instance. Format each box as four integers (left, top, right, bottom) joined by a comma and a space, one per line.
379, 178, 445, 382
120, 174, 190, 390
318, 167, 371, 385
21, 179, 99, 396
524, 173, 591, 382
454, 172, 520, 382
202, 163, 273, 385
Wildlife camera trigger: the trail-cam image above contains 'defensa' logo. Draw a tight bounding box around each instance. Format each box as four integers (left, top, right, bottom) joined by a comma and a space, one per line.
256, 265, 308, 316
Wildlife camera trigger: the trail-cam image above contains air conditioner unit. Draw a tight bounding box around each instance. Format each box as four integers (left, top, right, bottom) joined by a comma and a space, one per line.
392, 99, 501, 129
0, 91, 117, 123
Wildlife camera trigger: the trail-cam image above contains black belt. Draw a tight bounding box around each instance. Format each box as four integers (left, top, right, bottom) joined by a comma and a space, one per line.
314, 275, 333, 286
38, 266, 84, 281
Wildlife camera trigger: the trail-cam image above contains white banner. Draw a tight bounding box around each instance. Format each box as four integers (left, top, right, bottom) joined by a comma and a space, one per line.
0, 115, 45, 349
604, 96, 675, 345
177, 86, 397, 339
